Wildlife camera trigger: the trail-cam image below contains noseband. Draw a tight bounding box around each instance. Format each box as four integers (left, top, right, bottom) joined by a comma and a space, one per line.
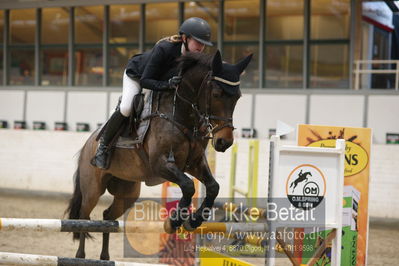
175, 71, 235, 139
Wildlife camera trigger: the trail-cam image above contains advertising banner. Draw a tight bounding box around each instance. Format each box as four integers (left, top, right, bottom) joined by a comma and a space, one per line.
297, 124, 371, 266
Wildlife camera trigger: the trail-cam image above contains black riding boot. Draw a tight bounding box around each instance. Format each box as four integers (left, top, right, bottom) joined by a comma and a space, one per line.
92, 110, 127, 169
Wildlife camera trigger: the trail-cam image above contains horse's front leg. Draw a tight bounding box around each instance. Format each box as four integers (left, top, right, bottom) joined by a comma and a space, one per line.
184, 156, 219, 231
155, 156, 196, 234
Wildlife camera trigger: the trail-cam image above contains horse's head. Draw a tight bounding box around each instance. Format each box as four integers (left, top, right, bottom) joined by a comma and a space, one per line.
177, 50, 252, 152
208, 51, 252, 151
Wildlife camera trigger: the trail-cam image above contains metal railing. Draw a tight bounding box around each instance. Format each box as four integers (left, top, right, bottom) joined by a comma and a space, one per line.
354, 60, 399, 90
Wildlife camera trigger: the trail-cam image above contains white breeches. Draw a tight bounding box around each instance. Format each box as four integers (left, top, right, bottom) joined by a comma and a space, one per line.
120, 70, 141, 117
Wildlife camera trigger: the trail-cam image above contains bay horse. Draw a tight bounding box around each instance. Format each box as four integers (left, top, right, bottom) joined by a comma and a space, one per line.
66, 50, 252, 260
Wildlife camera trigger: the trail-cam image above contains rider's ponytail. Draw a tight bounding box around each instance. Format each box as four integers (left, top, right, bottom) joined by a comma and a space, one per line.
156, 35, 183, 45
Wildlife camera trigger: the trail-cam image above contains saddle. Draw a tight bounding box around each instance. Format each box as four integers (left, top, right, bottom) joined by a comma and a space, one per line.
97, 89, 153, 149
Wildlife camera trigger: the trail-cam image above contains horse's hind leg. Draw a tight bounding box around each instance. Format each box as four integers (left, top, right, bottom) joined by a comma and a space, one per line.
101, 177, 140, 260
75, 172, 108, 259
76, 189, 103, 258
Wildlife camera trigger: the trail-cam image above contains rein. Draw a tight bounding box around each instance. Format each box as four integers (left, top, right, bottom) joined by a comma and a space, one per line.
140, 69, 237, 145
175, 71, 235, 139
139, 68, 237, 168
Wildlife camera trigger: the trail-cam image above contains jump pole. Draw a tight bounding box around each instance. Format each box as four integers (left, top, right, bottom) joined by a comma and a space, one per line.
0, 251, 166, 266
0, 218, 268, 234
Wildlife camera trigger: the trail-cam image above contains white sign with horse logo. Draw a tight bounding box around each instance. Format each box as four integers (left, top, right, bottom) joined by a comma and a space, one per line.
286, 164, 326, 211
266, 135, 345, 266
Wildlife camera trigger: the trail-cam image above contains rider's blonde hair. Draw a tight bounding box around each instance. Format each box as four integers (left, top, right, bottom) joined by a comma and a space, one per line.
156, 35, 183, 45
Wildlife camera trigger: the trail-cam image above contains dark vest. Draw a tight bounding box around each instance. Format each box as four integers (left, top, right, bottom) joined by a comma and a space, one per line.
125, 40, 182, 90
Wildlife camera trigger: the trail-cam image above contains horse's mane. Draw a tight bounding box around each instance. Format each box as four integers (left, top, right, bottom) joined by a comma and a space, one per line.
177, 52, 213, 75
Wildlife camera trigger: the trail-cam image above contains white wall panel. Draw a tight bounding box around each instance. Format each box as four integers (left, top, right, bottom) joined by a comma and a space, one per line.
368, 95, 399, 144
109, 92, 122, 116
67, 91, 107, 131
369, 144, 399, 218
233, 93, 252, 136
26, 91, 65, 130
254, 95, 307, 139
0, 130, 162, 198
309, 95, 364, 128
0, 90, 25, 126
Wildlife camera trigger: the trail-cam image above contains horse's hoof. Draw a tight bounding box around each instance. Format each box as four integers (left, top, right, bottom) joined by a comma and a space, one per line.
75, 251, 85, 259
163, 218, 176, 234
100, 253, 110, 261
182, 220, 196, 232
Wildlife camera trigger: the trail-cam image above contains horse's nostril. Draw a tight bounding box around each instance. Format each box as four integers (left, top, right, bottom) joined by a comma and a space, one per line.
216, 138, 225, 147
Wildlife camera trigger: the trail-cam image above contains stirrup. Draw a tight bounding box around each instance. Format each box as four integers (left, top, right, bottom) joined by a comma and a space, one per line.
91, 143, 110, 169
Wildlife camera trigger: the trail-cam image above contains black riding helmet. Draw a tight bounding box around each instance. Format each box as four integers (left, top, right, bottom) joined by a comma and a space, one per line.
179, 17, 213, 47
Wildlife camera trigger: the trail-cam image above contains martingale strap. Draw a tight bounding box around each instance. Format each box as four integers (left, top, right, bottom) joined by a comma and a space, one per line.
213, 76, 240, 86
140, 112, 196, 142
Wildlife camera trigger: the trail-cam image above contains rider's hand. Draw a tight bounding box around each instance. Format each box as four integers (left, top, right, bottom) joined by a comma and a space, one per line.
168, 76, 182, 88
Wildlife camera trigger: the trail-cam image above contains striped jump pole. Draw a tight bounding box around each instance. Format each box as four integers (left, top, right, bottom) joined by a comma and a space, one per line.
0, 218, 268, 234
0, 252, 166, 266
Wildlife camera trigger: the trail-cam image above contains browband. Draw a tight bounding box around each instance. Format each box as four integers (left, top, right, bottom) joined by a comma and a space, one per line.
213, 76, 240, 86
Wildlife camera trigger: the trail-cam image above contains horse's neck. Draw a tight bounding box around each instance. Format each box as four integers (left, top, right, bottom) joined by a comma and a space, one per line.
155, 69, 206, 131
174, 77, 204, 129
155, 90, 197, 130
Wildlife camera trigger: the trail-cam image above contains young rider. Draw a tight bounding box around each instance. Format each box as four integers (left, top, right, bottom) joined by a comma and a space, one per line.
92, 17, 213, 169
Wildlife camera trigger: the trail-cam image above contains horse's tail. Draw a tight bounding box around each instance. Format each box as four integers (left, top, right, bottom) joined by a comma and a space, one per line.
65, 149, 92, 240
69, 169, 82, 240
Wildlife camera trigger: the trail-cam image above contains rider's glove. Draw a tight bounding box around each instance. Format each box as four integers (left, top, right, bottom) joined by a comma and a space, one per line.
168, 76, 182, 89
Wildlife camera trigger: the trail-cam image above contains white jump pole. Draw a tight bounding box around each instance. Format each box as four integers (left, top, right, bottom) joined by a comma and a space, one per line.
0, 218, 268, 234
0, 251, 167, 266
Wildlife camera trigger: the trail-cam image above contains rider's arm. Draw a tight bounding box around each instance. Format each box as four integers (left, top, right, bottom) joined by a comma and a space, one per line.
140, 43, 171, 91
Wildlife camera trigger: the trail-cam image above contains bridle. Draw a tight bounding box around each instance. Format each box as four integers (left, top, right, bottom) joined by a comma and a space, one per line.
138, 68, 239, 165
174, 70, 236, 139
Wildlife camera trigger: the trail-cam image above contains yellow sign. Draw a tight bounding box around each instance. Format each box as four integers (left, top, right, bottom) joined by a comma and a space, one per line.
308, 139, 369, 177
200, 250, 253, 266
298, 124, 371, 266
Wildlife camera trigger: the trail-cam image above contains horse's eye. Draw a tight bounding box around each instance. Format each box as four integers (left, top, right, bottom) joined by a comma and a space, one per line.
212, 87, 223, 98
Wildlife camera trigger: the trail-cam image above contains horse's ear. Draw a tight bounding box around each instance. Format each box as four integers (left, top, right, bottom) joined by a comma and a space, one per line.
211, 50, 223, 75
235, 53, 253, 74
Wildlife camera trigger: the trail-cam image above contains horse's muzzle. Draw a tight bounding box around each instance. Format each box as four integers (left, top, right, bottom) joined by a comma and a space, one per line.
213, 137, 233, 152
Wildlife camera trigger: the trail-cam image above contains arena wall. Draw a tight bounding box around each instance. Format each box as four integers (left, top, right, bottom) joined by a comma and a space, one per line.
0, 130, 398, 219
1, 91, 399, 143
